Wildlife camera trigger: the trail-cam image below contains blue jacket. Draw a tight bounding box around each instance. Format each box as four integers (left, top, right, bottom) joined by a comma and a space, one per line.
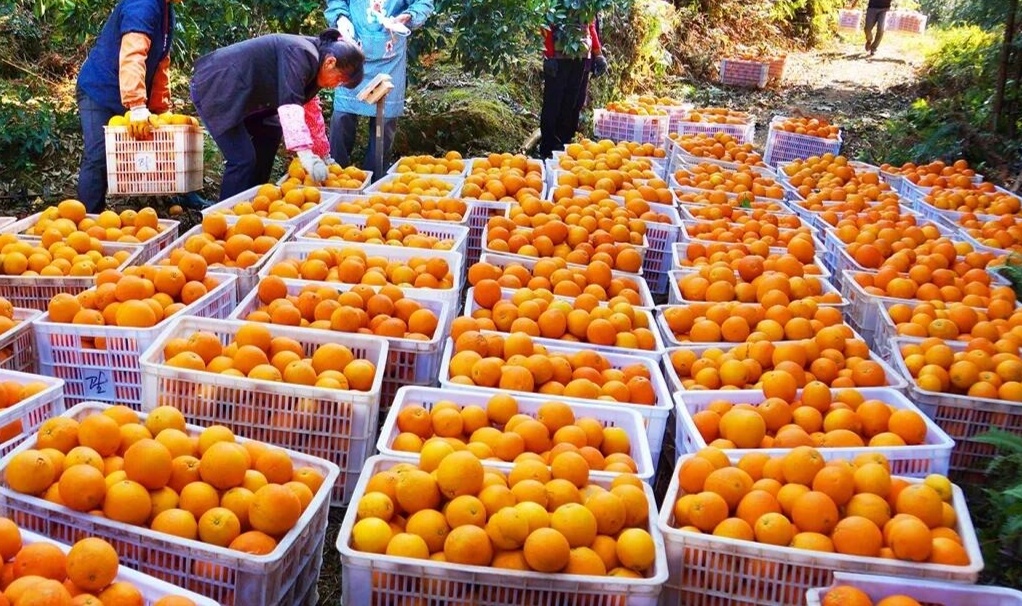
324, 0, 434, 118
77, 0, 175, 114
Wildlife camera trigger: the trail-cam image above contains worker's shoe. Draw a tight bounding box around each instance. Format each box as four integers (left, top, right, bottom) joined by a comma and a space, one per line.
173, 192, 215, 210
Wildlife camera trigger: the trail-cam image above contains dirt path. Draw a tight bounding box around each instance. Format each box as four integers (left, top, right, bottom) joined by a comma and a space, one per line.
683, 30, 930, 160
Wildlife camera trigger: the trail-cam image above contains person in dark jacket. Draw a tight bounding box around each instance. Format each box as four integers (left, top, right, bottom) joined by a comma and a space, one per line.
539, 18, 609, 159
862, 0, 892, 56
190, 30, 365, 200
76, 0, 178, 213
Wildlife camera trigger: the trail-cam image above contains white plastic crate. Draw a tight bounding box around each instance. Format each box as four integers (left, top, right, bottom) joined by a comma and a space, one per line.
463, 286, 665, 361
294, 211, 469, 260
0, 367, 64, 457
764, 125, 843, 168
677, 204, 814, 231
888, 336, 1022, 479
259, 240, 465, 307
719, 59, 769, 89
229, 278, 452, 407
653, 302, 850, 349
593, 109, 670, 145
147, 219, 295, 299
0, 307, 41, 374
378, 385, 655, 481
667, 269, 847, 311
364, 173, 464, 198
869, 297, 989, 360
139, 315, 386, 505
338, 455, 669, 606
201, 185, 342, 232
0, 401, 338, 606
386, 157, 471, 177
276, 169, 373, 194
806, 572, 1022, 606
674, 388, 953, 477
661, 343, 908, 394
766, 55, 788, 82
657, 104, 695, 134
2, 212, 180, 265
477, 252, 656, 309
327, 193, 472, 225
671, 119, 756, 144
838, 8, 861, 29
19, 529, 219, 606
912, 185, 1022, 222
657, 455, 984, 606
104, 125, 203, 195
465, 200, 513, 267
0, 242, 143, 312
33, 273, 238, 408
438, 335, 673, 461
670, 242, 832, 280
887, 9, 928, 34
482, 223, 649, 272
0, 217, 14, 230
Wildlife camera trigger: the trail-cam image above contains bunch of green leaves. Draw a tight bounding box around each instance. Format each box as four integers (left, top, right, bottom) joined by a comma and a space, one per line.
974, 429, 1022, 586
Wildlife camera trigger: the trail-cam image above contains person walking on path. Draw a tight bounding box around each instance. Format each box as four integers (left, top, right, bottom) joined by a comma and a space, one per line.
76, 0, 179, 213
539, 17, 609, 159
859, 0, 892, 56
189, 30, 364, 200
325, 0, 435, 179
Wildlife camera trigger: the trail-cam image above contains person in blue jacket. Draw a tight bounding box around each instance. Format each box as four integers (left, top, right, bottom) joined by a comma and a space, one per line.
190, 31, 365, 200
76, 0, 178, 213
324, 0, 435, 179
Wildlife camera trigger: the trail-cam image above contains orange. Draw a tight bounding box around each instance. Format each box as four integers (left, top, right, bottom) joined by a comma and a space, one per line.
443, 525, 493, 566
523, 527, 570, 572
895, 484, 944, 528
199, 442, 248, 490
57, 464, 106, 512
122, 439, 173, 490
151, 509, 199, 540
198, 507, 242, 547
790, 491, 839, 534
5, 450, 56, 496
822, 586, 872, 606
65, 538, 118, 592
615, 528, 655, 572
249, 484, 302, 537
831, 516, 883, 557
13, 542, 66, 580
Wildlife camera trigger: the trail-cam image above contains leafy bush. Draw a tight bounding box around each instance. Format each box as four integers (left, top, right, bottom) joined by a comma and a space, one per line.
0, 81, 78, 186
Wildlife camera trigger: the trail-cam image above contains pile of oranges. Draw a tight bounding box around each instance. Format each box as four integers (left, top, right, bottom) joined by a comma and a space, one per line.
0, 522, 199, 605
467, 258, 646, 305
680, 204, 802, 227
540, 186, 672, 224
661, 301, 846, 344
8, 406, 326, 552
461, 154, 545, 202
821, 586, 928, 606
670, 132, 764, 165
683, 217, 815, 250
825, 209, 938, 236
156, 212, 287, 270
484, 217, 644, 273
463, 281, 658, 350
266, 246, 456, 291
0, 233, 132, 278
676, 242, 827, 276
604, 100, 667, 116
0, 376, 52, 443
676, 190, 787, 212
24, 200, 168, 244
840, 233, 997, 274
672, 447, 970, 565
243, 276, 440, 341
683, 108, 751, 124
559, 140, 666, 171
331, 193, 468, 222
668, 337, 890, 390
555, 171, 667, 197
772, 116, 840, 139
781, 155, 890, 200
880, 159, 978, 188
685, 385, 929, 450
46, 254, 221, 329
372, 174, 459, 197
884, 300, 1022, 342
389, 394, 639, 472
794, 188, 902, 215
673, 163, 785, 199
350, 453, 657, 578
391, 152, 466, 176
675, 266, 841, 306
214, 183, 323, 221
921, 185, 1021, 214
161, 322, 378, 392
283, 157, 368, 189
849, 267, 1015, 307
896, 338, 1022, 401
956, 213, 1022, 251
446, 331, 657, 406
303, 213, 458, 250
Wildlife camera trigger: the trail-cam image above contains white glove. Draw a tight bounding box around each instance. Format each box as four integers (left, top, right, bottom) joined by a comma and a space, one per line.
324, 156, 338, 166
298, 149, 328, 183
337, 16, 356, 41
128, 106, 153, 140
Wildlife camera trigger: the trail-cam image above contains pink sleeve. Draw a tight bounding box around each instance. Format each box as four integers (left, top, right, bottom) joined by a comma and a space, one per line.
304, 97, 331, 158
278, 104, 312, 151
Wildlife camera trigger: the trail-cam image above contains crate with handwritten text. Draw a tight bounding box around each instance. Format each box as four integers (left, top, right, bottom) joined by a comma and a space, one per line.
104, 124, 204, 195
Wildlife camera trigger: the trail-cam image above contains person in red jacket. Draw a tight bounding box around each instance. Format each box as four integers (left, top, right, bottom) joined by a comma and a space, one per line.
539, 18, 609, 159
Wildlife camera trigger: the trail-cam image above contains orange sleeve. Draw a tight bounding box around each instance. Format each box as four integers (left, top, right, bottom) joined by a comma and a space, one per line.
119, 32, 151, 109
590, 22, 602, 56
149, 55, 171, 113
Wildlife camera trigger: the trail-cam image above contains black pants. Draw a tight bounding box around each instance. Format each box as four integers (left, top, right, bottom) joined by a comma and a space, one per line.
540, 58, 592, 159
76, 87, 117, 213
212, 114, 282, 200
329, 112, 398, 179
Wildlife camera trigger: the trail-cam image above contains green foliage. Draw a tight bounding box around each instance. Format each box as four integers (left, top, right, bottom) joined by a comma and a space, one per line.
974, 430, 1022, 587
0, 81, 77, 183
919, 0, 1015, 29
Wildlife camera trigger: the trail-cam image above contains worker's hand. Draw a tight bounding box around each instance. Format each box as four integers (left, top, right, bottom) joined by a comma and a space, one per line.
298, 149, 328, 183
394, 13, 412, 25
337, 16, 356, 42
324, 156, 339, 167
592, 55, 609, 77
543, 59, 558, 79
128, 106, 153, 140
